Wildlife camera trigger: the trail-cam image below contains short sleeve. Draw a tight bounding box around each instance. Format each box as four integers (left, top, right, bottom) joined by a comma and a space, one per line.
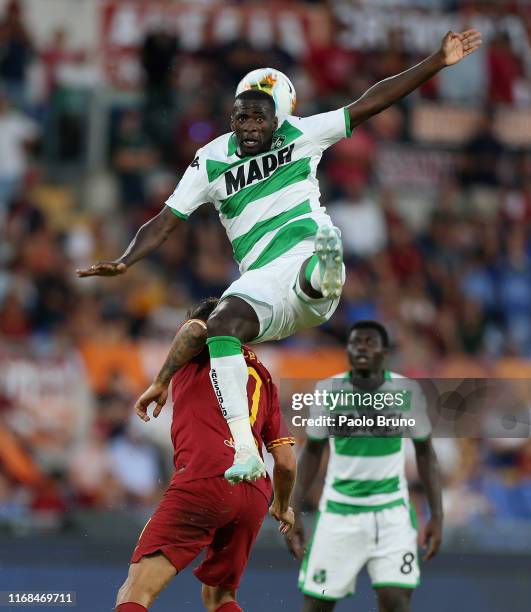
294, 108, 352, 151
305, 380, 329, 441
165, 149, 209, 220
261, 382, 295, 452
406, 381, 432, 441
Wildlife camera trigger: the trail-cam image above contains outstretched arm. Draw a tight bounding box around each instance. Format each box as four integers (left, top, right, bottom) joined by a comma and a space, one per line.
134, 319, 207, 422
414, 437, 443, 561
347, 29, 482, 128
77, 205, 181, 277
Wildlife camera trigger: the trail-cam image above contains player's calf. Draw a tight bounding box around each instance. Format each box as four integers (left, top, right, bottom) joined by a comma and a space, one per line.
376, 586, 412, 612
201, 585, 242, 612
115, 554, 176, 611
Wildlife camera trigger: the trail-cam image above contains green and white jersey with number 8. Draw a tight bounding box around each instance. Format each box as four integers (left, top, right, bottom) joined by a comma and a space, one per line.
298, 370, 431, 600
307, 370, 431, 512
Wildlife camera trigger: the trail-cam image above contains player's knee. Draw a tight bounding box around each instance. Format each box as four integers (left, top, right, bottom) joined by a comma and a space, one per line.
207, 297, 259, 341
207, 307, 235, 337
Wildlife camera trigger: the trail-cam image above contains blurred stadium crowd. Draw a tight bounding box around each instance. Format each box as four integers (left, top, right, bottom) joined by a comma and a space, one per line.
1, 0, 531, 538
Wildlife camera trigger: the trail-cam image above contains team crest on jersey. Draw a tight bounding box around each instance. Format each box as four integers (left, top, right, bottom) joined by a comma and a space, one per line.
313, 569, 327, 584
271, 134, 286, 149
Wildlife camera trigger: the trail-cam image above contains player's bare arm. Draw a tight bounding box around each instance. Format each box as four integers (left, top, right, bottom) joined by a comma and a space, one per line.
77, 205, 181, 277
269, 443, 297, 535
285, 438, 326, 559
413, 437, 443, 561
347, 29, 482, 128
134, 319, 208, 422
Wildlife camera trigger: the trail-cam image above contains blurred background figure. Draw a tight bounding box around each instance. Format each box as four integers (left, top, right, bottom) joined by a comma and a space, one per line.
0, 1, 530, 610
0, 89, 38, 220
0, 0, 34, 108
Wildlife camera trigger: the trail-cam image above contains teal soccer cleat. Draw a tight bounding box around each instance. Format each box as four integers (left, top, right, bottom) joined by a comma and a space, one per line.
224, 445, 267, 485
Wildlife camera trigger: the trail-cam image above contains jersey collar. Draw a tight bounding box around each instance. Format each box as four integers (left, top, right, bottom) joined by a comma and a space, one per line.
228, 133, 238, 156
346, 369, 392, 385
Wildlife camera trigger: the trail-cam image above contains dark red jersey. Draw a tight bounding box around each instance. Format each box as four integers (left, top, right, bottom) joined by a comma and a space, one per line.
170, 345, 294, 501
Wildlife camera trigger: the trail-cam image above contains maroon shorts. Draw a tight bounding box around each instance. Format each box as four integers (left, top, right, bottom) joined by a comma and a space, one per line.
131, 476, 269, 589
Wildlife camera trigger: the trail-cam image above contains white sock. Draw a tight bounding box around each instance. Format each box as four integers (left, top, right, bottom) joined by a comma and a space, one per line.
308, 255, 321, 292
208, 338, 258, 453
303, 255, 346, 296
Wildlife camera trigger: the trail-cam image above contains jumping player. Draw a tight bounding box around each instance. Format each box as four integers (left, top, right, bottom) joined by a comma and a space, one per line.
287, 321, 442, 612
78, 30, 481, 483
115, 298, 296, 612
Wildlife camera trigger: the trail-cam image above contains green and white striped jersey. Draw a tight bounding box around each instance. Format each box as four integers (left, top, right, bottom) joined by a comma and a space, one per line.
307, 370, 431, 512
166, 108, 352, 272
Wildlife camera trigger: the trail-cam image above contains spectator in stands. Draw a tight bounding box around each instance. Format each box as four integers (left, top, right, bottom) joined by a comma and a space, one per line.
305, 20, 362, 104
325, 125, 376, 197
40, 28, 83, 101
69, 421, 126, 508
497, 226, 531, 355
457, 297, 487, 354
487, 32, 521, 104
140, 24, 179, 145
0, 90, 39, 219
109, 422, 162, 508
460, 112, 504, 188
0, 291, 30, 339
328, 181, 387, 258
112, 109, 158, 211
0, 471, 30, 522
0, 0, 34, 109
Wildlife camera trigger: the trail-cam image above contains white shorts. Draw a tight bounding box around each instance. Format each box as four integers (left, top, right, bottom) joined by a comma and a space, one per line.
220, 239, 341, 343
299, 503, 419, 601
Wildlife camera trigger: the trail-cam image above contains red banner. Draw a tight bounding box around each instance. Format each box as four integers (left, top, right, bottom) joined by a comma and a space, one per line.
101, 1, 330, 88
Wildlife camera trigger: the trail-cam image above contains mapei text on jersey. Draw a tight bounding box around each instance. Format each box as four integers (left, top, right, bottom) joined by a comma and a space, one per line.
225, 144, 295, 195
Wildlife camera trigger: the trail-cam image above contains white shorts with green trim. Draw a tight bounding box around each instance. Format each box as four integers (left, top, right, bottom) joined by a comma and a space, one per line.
220, 238, 341, 343
298, 503, 419, 601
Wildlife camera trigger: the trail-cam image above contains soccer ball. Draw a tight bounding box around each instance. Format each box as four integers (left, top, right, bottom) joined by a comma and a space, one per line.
235, 68, 297, 116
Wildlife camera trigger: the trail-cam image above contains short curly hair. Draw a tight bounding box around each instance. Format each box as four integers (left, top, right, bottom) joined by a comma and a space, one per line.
347, 320, 390, 348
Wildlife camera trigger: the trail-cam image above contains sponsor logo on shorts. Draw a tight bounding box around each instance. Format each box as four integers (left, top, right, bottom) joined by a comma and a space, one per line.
210, 369, 227, 417
313, 569, 327, 584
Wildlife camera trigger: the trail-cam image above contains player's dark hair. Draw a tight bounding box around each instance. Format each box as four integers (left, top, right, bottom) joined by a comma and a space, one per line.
234, 89, 276, 115
347, 320, 390, 348
187, 297, 219, 322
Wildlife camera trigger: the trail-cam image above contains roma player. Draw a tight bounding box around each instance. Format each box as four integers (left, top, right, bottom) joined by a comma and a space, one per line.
115, 298, 296, 612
